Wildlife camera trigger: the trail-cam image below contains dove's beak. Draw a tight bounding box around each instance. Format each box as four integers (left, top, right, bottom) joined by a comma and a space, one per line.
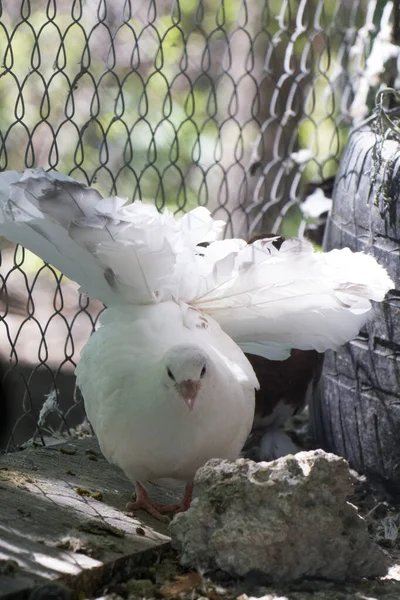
179, 379, 200, 411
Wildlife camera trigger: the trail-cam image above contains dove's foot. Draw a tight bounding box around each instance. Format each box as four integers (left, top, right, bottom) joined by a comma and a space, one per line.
126, 481, 194, 522
181, 481, 193, 510
126, 481, 184, 522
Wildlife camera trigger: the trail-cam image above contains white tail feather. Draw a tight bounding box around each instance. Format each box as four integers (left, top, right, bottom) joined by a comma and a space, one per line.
0, 169, 224, 305
192, 239, 393, 357
0, 168, 394, 358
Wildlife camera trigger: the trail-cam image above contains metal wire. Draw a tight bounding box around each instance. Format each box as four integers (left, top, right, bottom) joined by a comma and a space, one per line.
0, 0, 393, 450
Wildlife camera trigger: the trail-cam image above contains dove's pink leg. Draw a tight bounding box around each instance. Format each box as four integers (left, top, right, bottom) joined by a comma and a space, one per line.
181, 481, 193, 511
126, 481, 193, 522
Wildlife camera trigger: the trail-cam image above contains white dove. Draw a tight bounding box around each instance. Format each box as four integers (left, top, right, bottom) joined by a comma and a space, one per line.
0, 168, 394, 520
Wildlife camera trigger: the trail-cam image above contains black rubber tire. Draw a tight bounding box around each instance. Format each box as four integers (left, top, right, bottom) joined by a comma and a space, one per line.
310, 121, 400, 496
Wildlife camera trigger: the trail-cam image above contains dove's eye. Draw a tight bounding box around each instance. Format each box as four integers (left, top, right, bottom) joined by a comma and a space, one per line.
200, 365, 206, 378
167, 367, 175, 381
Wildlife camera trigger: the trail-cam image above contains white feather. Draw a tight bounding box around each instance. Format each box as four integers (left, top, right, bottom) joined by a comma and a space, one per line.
0, 169, 224, 305
0, 168, 394, 359
191, 238, 393, 356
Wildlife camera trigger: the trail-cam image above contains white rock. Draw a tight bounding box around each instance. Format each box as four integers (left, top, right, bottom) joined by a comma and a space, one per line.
170, 450, 388, 582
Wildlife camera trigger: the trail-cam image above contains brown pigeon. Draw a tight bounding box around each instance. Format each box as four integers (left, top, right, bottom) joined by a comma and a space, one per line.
244, 233, 324, 460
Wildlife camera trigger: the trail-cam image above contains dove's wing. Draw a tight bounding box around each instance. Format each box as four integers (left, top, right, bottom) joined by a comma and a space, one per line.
0, 168, 393, 360
0, 170, 123, 304
191, 238, 393, 359
0, 169, 224, 305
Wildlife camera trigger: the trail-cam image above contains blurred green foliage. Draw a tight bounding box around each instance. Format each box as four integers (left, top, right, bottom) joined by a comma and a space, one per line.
0, 0, 371, 275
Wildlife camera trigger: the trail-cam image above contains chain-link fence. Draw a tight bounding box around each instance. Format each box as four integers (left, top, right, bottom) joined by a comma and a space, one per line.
0, 0, 397, 450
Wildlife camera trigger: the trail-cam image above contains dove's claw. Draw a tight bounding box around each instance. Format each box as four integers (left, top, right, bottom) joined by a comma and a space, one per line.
126, 481, 194, 522
181, 481, 193, 510
126, 499, 171, 522
126, 481, 183, 522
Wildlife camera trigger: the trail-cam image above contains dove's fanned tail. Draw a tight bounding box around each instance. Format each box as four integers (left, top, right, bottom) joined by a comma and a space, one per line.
191, 238, 394, 359
0, 168, 394, 358
0, 168, 224, 306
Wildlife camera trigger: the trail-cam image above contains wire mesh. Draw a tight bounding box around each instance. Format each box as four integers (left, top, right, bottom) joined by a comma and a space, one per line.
0, 0, 396, 450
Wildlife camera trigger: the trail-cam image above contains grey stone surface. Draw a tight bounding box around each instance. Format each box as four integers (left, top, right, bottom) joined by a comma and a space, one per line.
0, 437, 170, 599
170, 450, 388, 582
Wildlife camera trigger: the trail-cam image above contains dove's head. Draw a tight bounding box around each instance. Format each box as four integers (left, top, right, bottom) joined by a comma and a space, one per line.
163, 344, 209, 411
